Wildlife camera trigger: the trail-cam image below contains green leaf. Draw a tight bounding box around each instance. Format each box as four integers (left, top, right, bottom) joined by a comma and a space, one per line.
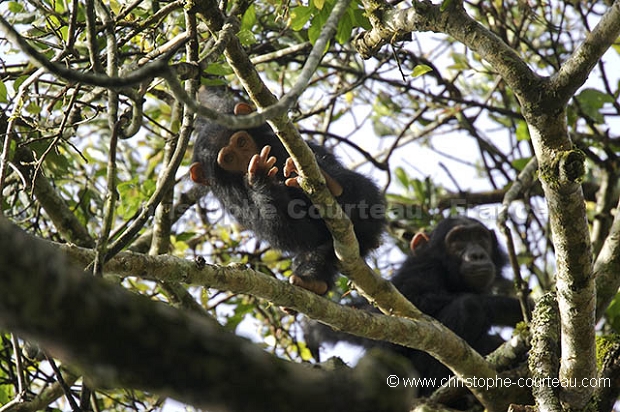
201, 77, 227, 87
117, 181, 141, 219
515, 120, 530, 141
225, 301, 254, 331
0, 384, 12, 405
308, 19, 321, 45
351, 5, 371, 30
511, 157, 531, 172
313, 0, 325, 10
411, 64, 432, 78
237, 29, 257, 46
26, 101, 42, 115
7, 1, 24, 12
205, 63, 233, 76
440, 0, 454, 11
13, 75, 28, 92
262, 249, 282, 263
606, 294, 620, 333
0, 80, 7, 103
175, 232, 197, 243
372, 119, 395, 137
386, 193, 417, 205
289, 6, 313, 31
410, 178, 427, 201
575, 88, 614, 124
578, 88, 614, 105
297, 341, 314, 361
335, 10, 353, 44
449, 52, 469, 70
394, 167, 409, 189
76, 187, 98, 223
241, 4, 257, 30
117, 178, 154, 219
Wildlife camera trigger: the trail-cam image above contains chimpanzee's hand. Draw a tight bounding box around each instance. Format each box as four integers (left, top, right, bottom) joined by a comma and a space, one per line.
283, 157, 300, 188
248, 145, 278, 186
284, 157, 343, 197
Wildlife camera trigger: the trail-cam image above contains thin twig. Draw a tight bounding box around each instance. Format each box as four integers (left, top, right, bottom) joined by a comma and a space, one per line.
498, 157, 538, 322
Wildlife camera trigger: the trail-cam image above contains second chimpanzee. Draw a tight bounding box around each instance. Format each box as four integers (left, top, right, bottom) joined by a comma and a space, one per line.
305, 217, 525, 394
190, 87, 386, 295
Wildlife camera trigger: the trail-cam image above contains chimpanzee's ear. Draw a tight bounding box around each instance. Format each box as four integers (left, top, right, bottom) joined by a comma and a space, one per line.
233, 102, 253, 115
189, 162, 210, 186
410, 232, 429, 253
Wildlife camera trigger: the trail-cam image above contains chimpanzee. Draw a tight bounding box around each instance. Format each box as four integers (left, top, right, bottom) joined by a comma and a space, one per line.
305, 216, 525, 394
190, 87, 386, 295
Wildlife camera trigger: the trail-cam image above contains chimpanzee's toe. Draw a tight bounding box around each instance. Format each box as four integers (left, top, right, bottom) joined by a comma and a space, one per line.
289, 275, 329, 295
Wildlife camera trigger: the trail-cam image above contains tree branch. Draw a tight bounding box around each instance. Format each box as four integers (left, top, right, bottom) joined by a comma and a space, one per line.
594, 197, 620, 320
195, 0, 426, 322
353, 0, 543, 103
56, 238, 495, 382
349, 1, 620, 408
0, 216, 417, 412
528, 292, 562, 412
11, 146, 96, 248
0, 14, 171, 88
0, 368, 80, 412
550, 1, 620, 105
0, 216, 525, 410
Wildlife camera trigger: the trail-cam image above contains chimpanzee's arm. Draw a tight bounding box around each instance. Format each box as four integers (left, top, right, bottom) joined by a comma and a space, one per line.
479, 295, 524, 326
243, 173, 331, 251
427, 293, 522, 350
311, 145, 386, 254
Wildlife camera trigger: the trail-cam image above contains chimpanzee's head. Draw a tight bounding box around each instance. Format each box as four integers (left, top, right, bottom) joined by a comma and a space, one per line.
411, 217, 507, 293
189, 87, 283, 185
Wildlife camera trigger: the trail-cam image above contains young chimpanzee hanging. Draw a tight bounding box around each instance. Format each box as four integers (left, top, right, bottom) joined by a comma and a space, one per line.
189, 87, 386, 295
305, 217, 526, 395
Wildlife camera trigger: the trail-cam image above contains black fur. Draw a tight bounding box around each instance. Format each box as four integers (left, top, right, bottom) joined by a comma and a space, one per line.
305, 217, 523, 394
191, 87, 386, 292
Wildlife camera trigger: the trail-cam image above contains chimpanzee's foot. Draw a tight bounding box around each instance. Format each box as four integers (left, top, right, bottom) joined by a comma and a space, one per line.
289, 274, 329, 295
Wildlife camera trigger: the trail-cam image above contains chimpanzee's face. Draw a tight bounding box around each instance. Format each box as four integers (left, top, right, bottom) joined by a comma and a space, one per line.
216, 131, 259, 174
444, 223, 496, 292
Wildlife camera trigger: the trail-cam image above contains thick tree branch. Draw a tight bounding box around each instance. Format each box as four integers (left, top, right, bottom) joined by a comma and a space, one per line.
528, 293, 562, 412
0, 217, 524, 411
519, 9, 620, 401
594, 197, 620, 320
0, 217, 416, 412
507, 6, 620, 406
595, 336, 620, 412
0, 14, 171, 88
0, 216, 510, 411
351, 1, 620, 408
550, 1, 620, 104
195, 0, 425, 322
353, 0, 543, 101
57, 239, 496, 383
526, 97, 595, 412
